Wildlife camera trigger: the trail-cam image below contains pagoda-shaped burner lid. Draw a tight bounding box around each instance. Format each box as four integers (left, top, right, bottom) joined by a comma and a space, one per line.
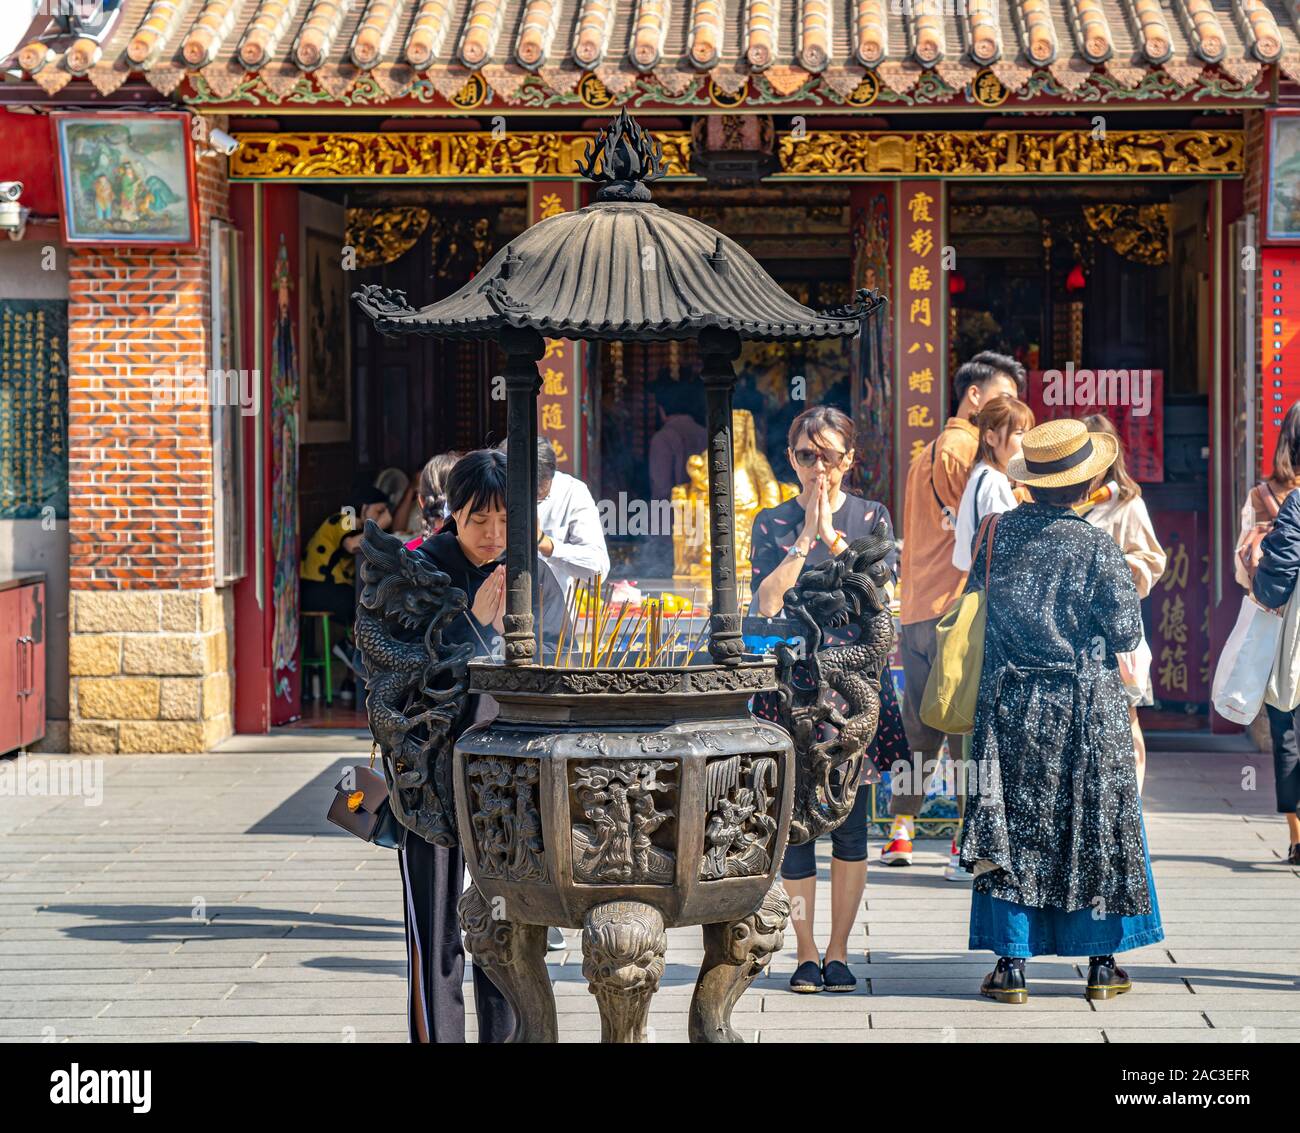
354, 109, 884, 345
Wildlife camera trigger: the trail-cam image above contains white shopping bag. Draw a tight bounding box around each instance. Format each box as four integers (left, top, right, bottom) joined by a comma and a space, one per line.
1212, 594, 1285, 724
1267, 582, 1300, 712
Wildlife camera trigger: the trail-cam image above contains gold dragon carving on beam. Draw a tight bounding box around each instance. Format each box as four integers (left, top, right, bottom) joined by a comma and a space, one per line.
229, 129, 1240, 179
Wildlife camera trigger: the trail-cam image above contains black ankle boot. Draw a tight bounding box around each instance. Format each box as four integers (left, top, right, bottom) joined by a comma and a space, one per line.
1086, 954, 1132, 1000
980, 956, 1027, 1004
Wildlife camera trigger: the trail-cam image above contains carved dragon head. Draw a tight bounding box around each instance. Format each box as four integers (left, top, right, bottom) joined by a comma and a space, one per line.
782, 520, 894, 630
358, 520, 467, 632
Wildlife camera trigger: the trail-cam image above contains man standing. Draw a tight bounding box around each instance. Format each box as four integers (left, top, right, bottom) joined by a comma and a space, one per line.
886, 352, 1026, 877
532, 439, 610, 600
648, 379, 708, 504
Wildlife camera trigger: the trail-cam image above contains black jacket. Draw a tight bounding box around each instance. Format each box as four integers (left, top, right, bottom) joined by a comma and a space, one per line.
417, 530, 567, 660
1253, 490, 1300, 610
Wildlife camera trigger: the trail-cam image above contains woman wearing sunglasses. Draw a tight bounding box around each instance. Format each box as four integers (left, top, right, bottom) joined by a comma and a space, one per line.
750, 406, 906, 994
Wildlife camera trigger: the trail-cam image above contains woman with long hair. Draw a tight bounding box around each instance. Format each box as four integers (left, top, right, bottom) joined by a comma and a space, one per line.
1081, 414, 1166, 796
397, 449, 566, 1042
414, 451, 461, 542
952, 396, 1033, 568
1236, 401, 1300, 862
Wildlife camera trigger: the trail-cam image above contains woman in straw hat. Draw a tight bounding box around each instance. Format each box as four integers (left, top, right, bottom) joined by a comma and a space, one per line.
957, 419, 1163, 1004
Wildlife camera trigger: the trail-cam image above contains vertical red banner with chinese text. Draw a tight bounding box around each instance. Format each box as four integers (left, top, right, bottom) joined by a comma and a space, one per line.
1147, 509, 1210, 708
894, 182, 947, 523
850, 185, 893, 510
528, 181, 584, 478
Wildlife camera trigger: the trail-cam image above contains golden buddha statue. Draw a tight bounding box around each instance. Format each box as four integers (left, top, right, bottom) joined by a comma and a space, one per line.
672, 409, 797, 593
671, 452, 711, 577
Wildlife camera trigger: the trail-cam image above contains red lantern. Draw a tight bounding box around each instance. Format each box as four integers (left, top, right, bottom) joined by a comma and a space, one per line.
1065, 262, 1086, 292
948, 271, 966, 295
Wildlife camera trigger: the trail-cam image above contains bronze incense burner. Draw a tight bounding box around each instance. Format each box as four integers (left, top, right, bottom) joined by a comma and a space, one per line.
354, 109, 890, 1043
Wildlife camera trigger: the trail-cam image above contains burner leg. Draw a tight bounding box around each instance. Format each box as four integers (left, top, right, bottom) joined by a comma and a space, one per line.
688, 880, 790, 1043
581, 900, 667, 1043
459, 883, 557, 1043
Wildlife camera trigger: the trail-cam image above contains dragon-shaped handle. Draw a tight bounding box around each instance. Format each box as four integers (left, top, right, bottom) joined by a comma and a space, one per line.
772, 523, 896, 846
356, 521, 474, 847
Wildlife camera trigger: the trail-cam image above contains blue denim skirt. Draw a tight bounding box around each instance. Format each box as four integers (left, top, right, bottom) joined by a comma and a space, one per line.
968, 825, 1164, 959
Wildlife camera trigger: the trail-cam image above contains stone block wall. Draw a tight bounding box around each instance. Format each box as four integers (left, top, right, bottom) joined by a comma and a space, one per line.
68, 589, 234, 754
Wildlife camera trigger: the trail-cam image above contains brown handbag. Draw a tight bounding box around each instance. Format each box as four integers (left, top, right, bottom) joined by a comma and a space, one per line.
1239, 482, 1284, 582
326, 743, 403, 849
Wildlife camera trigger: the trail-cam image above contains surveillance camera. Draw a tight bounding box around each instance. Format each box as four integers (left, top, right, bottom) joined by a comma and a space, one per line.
0, 182, 23, 203
0, 200, 29, 241
207, 129, 241, 157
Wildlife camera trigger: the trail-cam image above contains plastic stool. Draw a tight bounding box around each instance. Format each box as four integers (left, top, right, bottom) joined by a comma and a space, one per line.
301, 610, 333, 706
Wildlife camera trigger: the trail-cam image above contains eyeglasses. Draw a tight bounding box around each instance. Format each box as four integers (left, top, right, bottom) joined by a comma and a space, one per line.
792, 447, 848, 469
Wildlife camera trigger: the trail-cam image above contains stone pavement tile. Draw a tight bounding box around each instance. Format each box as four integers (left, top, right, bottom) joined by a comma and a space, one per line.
0, 1018, 195, 1038
0, 1002, 116, 1019
808, 992, 1101, 1011
1104, 1029, 1300, 1043
100, 997, 404, 1018
1185, 975, 1300, 992
1, 953, 277, 971
189, 1014, 403, 1035
865, 978, 1191, 998
867, 1009, 1211, 1029
1200, 1010, 1300, 1029
1169, 951, 1300, 964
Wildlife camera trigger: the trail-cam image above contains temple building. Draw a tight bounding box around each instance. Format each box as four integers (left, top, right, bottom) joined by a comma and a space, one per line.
0, 0, 1289, 749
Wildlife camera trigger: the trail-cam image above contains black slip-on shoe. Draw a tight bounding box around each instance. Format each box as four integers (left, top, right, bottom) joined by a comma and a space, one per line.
1085, 956, 1132, 1001
980, 959, 1028, 1004
821, 959, 858, 992
789, 960, 823, 994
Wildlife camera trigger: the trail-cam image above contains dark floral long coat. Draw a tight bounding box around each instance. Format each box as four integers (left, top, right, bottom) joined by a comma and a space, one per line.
958, 502, 1152, 916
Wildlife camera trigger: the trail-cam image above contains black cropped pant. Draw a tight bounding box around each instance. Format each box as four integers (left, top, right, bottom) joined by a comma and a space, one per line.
397, 830, 513, 1043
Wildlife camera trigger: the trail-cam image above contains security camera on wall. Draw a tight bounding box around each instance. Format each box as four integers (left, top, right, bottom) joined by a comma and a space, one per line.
195, 128, 241, 161
0, 181, 28, 240
207, 128, 241, 157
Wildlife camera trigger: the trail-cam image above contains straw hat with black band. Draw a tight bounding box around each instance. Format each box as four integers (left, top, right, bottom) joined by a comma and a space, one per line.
1006, 418, 1118, 489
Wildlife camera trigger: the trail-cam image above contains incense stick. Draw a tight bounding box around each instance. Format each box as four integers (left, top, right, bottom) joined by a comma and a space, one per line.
537, 569, 545, 663
599, 603, 628, 667
617, 606, 649, 668
460, 609, 494, 660
552, 578, 577, 666
566, 579, 586, 668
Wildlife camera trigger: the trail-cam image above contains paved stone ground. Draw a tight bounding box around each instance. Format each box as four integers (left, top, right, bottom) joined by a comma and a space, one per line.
1, 741, 1298, 1043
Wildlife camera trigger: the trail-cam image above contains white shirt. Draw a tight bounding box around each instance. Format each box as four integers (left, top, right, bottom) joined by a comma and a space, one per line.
537, 470, 610, 598
952, 460, 1018, 571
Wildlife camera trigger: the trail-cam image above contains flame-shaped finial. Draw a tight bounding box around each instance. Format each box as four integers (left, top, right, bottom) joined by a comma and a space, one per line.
575, 108, 666, 203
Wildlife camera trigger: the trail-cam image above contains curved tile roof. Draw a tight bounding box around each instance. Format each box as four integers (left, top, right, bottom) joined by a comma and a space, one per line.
7, 0, 1299, 99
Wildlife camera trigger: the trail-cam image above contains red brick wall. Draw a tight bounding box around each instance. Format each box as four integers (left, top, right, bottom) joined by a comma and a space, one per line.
66, 144, 230, 590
